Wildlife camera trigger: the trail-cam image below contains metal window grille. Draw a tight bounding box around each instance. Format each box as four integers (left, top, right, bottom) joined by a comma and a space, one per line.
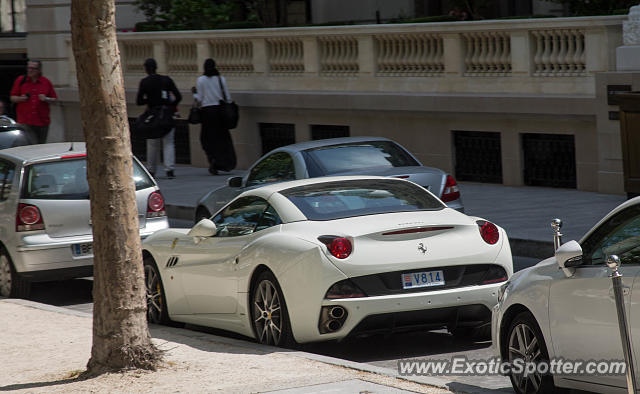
453, 131, 503, 183
522, 133, 576, 188
310, 125, 350, 140
259, 123, 295, 155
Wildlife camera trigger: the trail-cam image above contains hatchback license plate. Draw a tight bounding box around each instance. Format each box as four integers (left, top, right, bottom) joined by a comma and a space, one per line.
72, 243, 93, 257
402, 270, 444, 289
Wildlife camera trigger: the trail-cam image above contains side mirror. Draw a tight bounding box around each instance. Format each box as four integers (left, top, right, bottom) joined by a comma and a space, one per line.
555, 240, 582, 277
188, 218, 217, 239
228, 176, 242, 188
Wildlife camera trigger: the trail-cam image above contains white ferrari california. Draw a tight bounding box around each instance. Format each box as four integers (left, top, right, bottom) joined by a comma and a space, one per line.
492, 196, 640, 394
143, 176, 513, 347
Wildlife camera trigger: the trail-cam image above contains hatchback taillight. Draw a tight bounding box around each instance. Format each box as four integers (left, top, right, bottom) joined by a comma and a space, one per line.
441, 175, 460, 203
16, 203, 45, 232
147, 191, 166, 218
318, 235, 352, 259
477, 220, 499, 245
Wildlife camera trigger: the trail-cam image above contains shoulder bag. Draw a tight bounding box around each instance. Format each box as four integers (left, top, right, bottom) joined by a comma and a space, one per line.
218, 76, 239, 130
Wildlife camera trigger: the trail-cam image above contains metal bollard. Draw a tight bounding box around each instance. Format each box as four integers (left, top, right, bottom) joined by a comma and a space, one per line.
607, 254, 637, 394
551, 218, 563, 251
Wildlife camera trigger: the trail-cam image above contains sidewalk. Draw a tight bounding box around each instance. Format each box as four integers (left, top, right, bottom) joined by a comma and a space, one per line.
0, 299, 450, 393
157, 165, 627, 259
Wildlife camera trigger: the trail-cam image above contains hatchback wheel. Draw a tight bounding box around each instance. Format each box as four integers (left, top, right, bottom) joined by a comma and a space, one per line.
250, 271, 296, 348
0, 249, 30, 298
507, 312, 560, 394
143, 256, 171, 325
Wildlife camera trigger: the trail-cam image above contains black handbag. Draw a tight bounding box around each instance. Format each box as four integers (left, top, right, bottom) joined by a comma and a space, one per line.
188, 102, 201, 125
132, 105, 175, 139
218, 76, 239, 130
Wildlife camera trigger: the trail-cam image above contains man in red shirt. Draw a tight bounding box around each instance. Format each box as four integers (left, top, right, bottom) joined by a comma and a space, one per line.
10, 60, 58, 144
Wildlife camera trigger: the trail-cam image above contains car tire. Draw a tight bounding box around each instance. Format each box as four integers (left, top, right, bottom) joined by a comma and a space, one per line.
143, 255, 172, 326
0, 248, 31, 298
507, 312, 562, 394
250, 270, 297, 348
195, 206, 211, 223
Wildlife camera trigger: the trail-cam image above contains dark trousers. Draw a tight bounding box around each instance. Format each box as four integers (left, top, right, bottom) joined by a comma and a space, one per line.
200, 106, 236, 171
26, 125, 49, 144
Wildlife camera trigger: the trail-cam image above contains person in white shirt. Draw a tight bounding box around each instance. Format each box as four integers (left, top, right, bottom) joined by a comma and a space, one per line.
192, 58, 237, 175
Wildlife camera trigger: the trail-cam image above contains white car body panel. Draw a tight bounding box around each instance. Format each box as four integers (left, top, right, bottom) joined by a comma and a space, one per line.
492, 196, 640, 393
145, 176, 511, 343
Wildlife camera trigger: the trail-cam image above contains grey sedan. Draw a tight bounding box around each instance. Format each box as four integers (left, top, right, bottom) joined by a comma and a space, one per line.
195, 137, 463, 221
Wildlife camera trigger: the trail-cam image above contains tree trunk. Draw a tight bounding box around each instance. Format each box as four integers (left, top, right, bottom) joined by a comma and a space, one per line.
70, 0, 161, 375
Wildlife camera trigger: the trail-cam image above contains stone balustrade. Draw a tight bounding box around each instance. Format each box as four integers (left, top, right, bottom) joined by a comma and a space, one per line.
107, 15, 625, 95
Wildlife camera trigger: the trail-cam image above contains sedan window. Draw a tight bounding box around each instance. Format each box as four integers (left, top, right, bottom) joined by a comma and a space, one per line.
303, 141, 419, 175
582, 204, 640, 266
213, 197, 269, 237
246, 152, 295, 187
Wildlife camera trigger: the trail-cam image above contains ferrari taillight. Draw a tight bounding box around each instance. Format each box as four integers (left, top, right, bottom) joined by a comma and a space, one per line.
318, 235, 352, 259
16, 203, 45, 232
477, 220, 499, 245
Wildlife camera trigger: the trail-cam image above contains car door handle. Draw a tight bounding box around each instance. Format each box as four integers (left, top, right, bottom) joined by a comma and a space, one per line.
234, 257, 239, 265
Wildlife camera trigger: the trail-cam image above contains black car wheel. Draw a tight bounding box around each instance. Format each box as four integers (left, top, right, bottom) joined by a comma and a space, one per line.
0, 248, 30, 298
143, 256, 171, 325
195, 206, 211, 223
507, 312, 561, 394
250, 271, 296, 348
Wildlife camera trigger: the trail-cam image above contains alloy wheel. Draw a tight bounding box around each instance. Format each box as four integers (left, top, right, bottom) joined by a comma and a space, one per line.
508, 322, 543, 393
253, 279, 282, 345
0, 254, 10, 297
144, 264, 163, 323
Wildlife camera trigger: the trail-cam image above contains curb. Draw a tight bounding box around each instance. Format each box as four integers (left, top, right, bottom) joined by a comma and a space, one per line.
1, 297, 509, 394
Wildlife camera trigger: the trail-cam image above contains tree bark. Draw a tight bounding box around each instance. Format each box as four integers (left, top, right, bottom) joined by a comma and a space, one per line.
70, 0, 161, 375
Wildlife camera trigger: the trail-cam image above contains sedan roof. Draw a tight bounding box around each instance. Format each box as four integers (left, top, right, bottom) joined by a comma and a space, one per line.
0, 142, 86, 162
271, 136, 393, 154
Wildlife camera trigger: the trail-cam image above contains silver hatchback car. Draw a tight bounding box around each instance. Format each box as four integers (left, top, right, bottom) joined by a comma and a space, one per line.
0, 143, 169, 298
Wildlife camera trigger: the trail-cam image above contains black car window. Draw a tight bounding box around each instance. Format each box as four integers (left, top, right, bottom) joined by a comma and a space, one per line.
281, 179, 444, 221
255, 204, 282, 232
0, 159, 15, 201
581, 204, 640, 266
303, 141, 419, 175
246, 152, 295, 187
213, 196, 269, 237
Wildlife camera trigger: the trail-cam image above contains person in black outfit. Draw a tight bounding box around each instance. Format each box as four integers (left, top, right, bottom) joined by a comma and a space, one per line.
136, 58, 182, 179
192, 58, 236, 175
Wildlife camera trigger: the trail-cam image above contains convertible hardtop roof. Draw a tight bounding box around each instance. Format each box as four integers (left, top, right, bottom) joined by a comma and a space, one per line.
247, 175, 402, 199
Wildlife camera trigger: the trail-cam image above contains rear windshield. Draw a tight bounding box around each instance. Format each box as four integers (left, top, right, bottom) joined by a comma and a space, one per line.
303, 141, 419, 176
22, 158, 154, 200
280, 179, 444, 221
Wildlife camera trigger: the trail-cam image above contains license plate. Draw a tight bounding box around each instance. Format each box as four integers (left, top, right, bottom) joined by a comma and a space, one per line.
402, 270, 444, 289
72, 242, 93, 257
